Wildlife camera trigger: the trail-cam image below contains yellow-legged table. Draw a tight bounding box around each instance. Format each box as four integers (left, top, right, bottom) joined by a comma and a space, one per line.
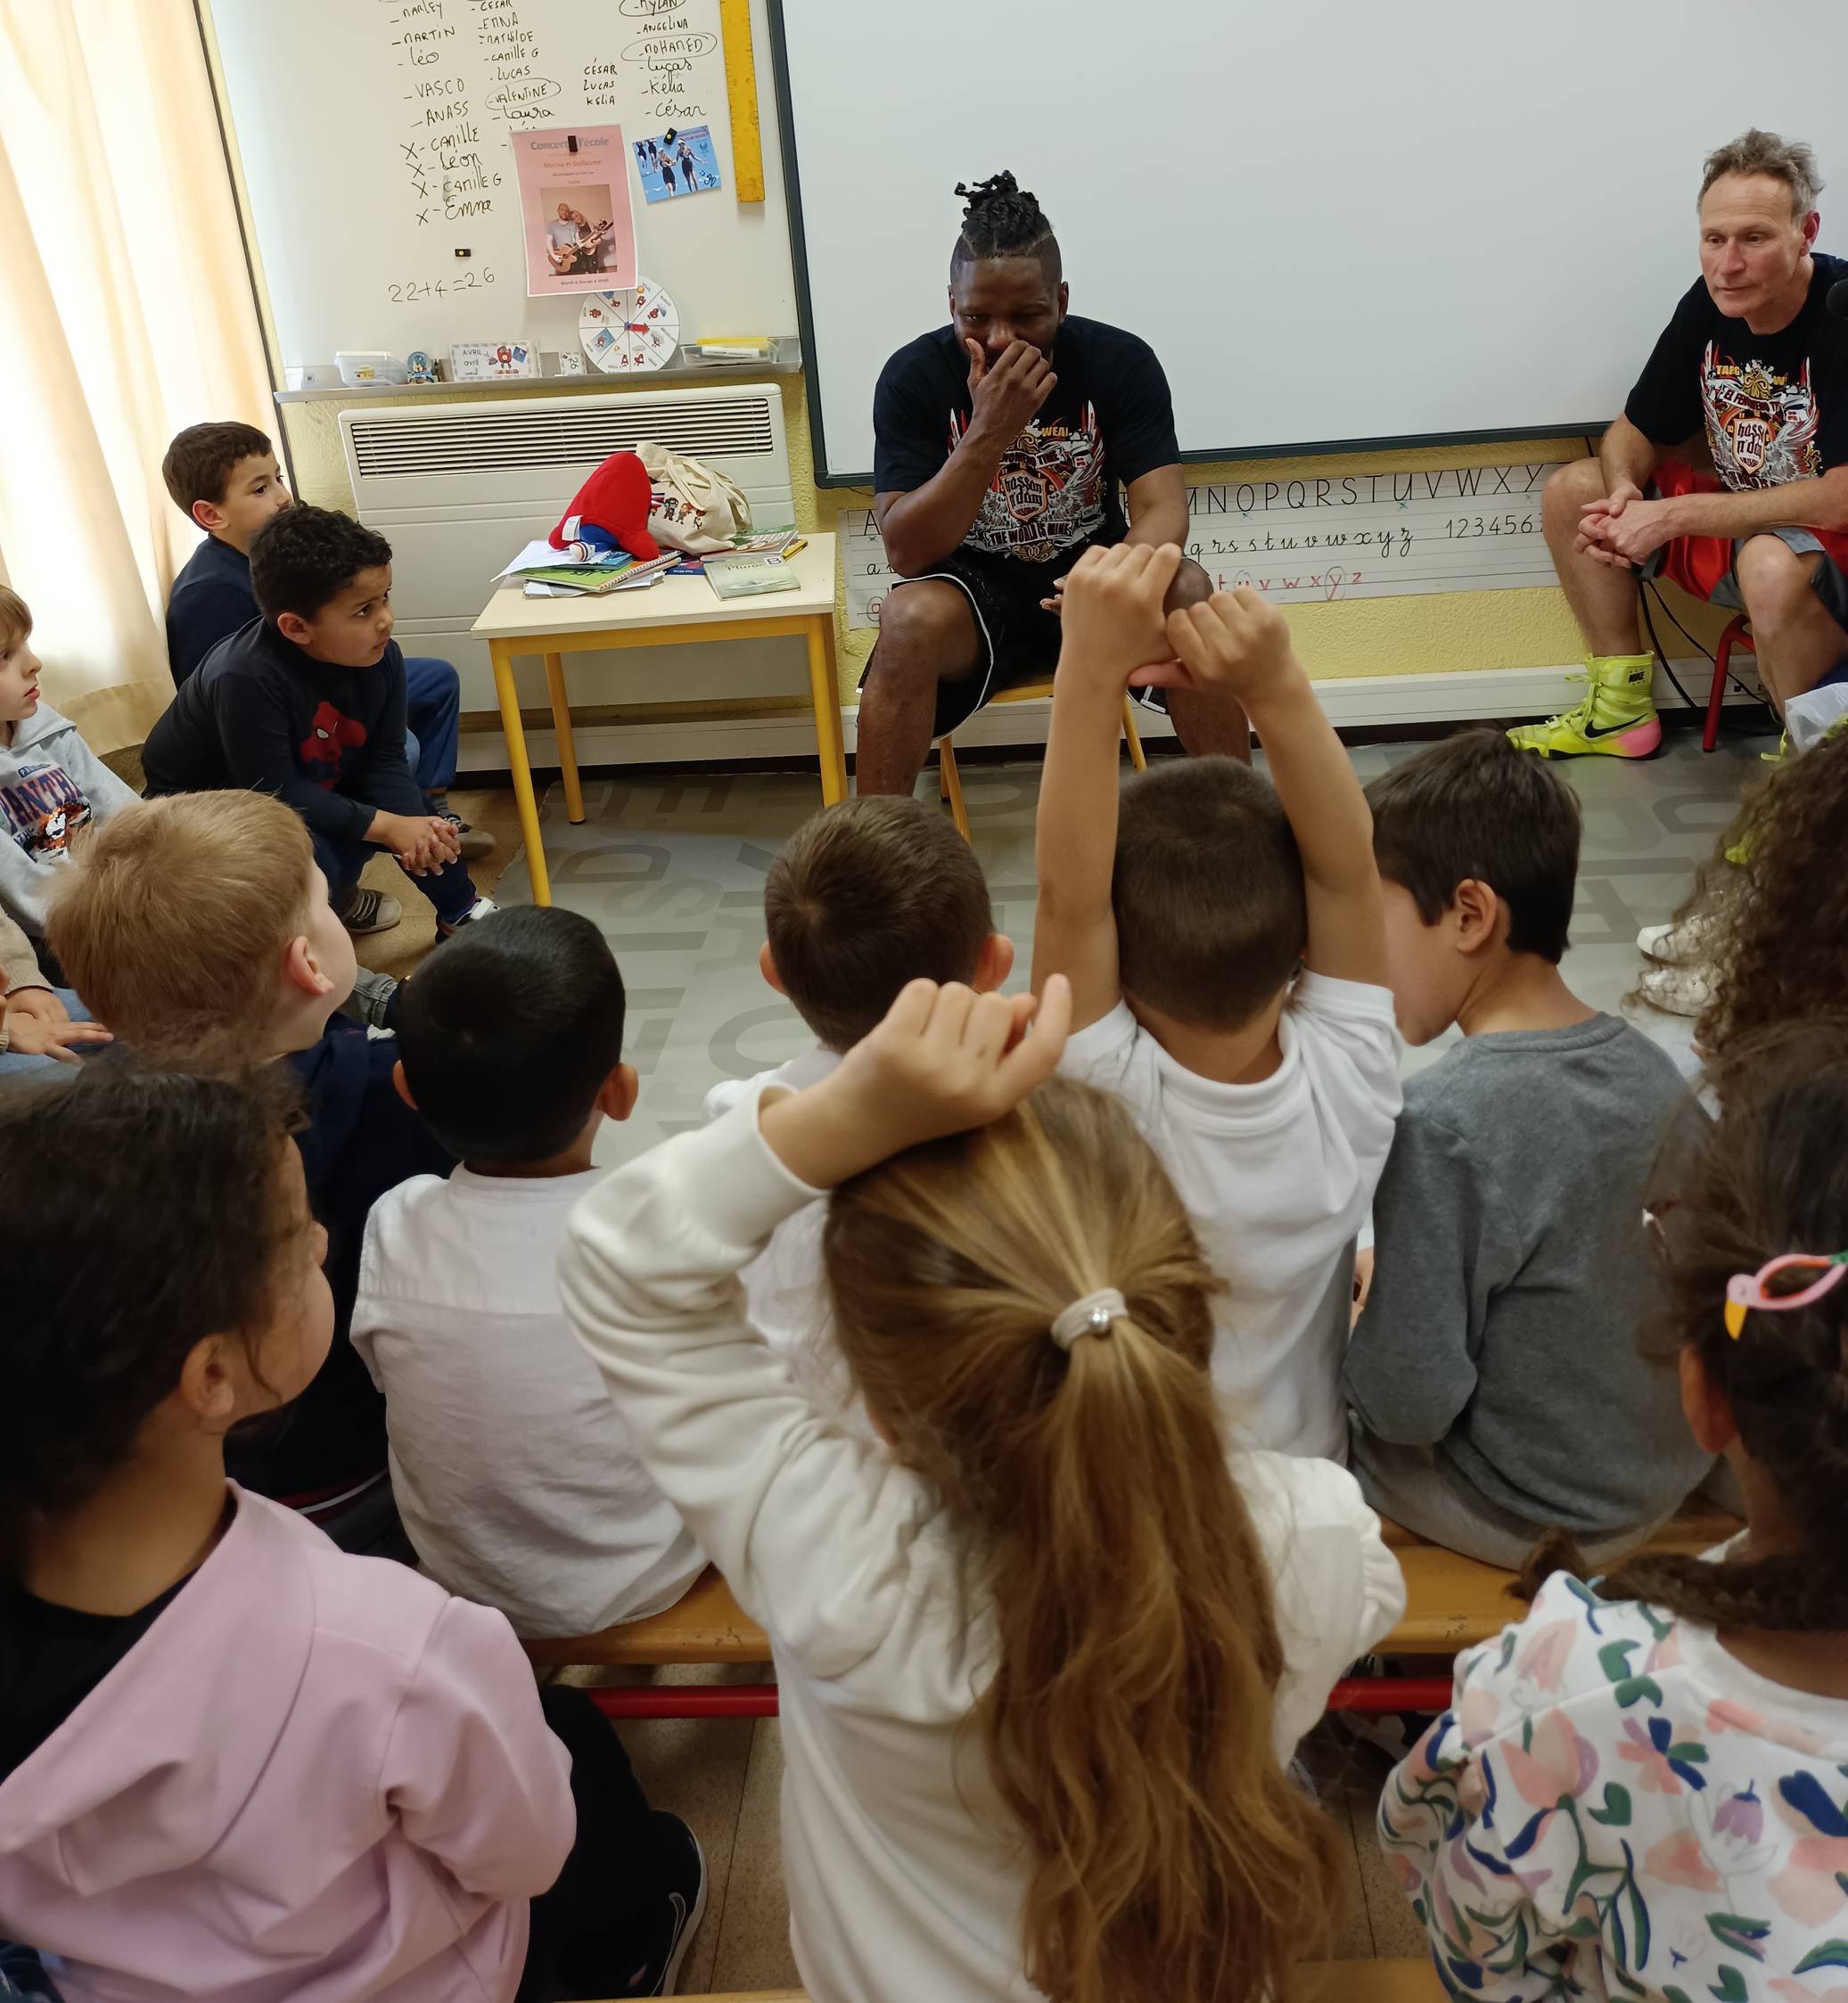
470, 534, 843, 905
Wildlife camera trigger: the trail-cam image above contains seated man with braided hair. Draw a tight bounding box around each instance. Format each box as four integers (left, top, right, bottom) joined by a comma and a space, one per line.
860, 172, 1249, 795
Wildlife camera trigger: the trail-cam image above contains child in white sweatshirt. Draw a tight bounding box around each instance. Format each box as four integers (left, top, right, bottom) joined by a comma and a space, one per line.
562, 974, 1407, 2003
703, 792, 1011, 1411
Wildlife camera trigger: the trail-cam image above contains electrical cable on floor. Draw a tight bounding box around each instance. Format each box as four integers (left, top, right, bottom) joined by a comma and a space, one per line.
1578, 433, 1778, 734
1638, 586, 1702, 712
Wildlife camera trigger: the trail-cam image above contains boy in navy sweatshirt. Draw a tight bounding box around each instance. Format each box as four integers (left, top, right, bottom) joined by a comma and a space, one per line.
161, 423, 489, 865
144, 506, 496, 938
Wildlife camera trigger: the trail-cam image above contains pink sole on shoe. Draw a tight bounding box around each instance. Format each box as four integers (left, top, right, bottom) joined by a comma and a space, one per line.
1604, 716, 1663, 758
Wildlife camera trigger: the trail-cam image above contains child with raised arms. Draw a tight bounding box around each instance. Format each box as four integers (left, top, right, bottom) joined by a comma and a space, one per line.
1032, 542, 1402, 1460
561, 974, 1406, 2003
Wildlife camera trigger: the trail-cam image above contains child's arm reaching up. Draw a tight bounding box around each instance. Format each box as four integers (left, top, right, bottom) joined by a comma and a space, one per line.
561, 977, 1071, 1672
1141, 589, 1387, 989
1031, 542, 1182, 1029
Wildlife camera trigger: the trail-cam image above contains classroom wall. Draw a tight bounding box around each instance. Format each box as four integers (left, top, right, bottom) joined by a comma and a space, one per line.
284, 379, 1732, 706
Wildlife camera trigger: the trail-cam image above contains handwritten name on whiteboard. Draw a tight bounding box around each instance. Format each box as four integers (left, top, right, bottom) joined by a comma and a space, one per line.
839, 460, 1565, 628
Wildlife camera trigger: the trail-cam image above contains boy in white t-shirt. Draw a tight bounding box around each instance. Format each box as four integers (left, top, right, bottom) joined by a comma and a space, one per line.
1033, 544, 1402, 1458
351, 905, 702, 1636
704, 794, 1012, 1401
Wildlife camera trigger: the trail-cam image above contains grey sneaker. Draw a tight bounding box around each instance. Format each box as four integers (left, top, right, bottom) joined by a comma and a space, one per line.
338, 965, 400, 1031
339, 885, 401, 934
439, 809, 496, 861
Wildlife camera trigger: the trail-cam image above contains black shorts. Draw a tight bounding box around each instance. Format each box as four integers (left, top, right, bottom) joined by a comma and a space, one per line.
865, 538, 1110, 739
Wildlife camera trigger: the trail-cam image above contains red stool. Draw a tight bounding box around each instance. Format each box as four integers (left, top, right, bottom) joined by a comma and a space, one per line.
1704, 616, 1755, 752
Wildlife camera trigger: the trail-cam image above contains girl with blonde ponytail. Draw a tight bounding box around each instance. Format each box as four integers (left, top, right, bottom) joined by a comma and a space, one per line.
563, 975, 1406, 2003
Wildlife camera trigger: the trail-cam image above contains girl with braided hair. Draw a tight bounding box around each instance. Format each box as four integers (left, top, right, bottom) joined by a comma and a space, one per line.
1381, 1020, 1848, 2002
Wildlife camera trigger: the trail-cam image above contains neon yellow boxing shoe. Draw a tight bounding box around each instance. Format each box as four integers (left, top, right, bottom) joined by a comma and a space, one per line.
1507, 653, 1662, 759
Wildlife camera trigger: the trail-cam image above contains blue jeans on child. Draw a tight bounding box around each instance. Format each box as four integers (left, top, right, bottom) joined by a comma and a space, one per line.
0, 989, 94, 1082
402, 656, 460, 799
313, 829, 479, 926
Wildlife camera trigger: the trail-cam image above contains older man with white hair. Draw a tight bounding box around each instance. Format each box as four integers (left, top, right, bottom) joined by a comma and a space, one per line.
1520, 128, 1848, 759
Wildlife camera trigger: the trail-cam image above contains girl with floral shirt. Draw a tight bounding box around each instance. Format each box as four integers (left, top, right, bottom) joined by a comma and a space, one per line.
1380, 1024, 1848, 2003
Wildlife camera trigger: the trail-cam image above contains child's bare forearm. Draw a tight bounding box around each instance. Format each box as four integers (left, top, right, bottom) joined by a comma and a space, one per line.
1244, 660, 1386, 983
1031, 669, 1124, 1008
1247, 666, 1373, 891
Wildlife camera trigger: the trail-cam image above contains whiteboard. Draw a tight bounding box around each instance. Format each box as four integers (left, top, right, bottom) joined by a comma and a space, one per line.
208, 0, 795, 367
841, 458, 1564, 627
768, 0, 1848, 483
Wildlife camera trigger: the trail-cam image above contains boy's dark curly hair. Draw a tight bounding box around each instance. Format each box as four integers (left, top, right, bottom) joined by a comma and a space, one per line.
250, 504, 392, 623
1635, 726, 1848, 1065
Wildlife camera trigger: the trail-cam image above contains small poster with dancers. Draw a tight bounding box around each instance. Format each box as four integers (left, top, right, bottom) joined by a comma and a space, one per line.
634, 127, 721, 203
512, 125, 637, 298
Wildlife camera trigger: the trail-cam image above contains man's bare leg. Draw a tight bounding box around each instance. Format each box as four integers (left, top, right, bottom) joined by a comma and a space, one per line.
1542, 456, 1647, 656
1161, 556, 1252, 761
1734, 537, 1848, 713
854, 579, 981, 795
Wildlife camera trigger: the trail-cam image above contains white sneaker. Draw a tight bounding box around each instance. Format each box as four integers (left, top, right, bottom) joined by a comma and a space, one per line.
1638, 961, 1713, 1019
436, 894, 497, 939
1637, 914, 1712, 965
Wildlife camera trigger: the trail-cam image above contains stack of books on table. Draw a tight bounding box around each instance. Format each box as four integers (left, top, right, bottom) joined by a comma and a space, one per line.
493, 539, 682, 598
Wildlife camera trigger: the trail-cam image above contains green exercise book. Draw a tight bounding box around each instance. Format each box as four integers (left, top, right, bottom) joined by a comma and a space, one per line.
519, 563, 637, 594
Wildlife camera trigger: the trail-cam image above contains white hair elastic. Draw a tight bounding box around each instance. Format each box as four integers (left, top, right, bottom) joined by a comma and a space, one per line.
1050, 1289, 1125, 1350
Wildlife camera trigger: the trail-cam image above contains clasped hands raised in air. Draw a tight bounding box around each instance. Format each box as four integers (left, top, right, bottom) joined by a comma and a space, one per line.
1051, 540, 1298, 697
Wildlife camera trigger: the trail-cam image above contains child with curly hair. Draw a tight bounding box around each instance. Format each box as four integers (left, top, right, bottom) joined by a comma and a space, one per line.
1380, 1022, 1848, 2002
1635, 723, 1848, 1061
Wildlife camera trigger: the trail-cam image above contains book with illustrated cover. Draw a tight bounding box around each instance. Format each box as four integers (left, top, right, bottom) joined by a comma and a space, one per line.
704, 554, 801, 600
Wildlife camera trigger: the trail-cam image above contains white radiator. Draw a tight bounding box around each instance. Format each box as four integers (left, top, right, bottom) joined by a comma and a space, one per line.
340, 387, 796, 715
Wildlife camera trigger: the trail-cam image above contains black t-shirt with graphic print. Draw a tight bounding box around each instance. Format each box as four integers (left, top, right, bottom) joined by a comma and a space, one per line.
1625, 252, 1848, 488
873, 316, 1180, 563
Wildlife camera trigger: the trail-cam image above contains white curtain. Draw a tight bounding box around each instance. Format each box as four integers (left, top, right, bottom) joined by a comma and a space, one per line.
0, 0, 272, 751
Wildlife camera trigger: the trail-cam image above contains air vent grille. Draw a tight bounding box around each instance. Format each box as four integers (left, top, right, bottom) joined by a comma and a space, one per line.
347, 395, 777, 480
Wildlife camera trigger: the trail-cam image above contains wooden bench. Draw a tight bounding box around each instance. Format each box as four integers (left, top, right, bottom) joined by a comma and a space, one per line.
537, 1507, 1738, 1721
609, 1959, 1441, 2003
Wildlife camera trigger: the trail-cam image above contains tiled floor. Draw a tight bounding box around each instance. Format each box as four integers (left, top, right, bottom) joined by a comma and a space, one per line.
500, 722, 1770, 1983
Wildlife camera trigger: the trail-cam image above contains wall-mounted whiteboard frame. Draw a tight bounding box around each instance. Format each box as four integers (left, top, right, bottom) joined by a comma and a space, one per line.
205, 0, 796, 374
767, 0, 1848, 487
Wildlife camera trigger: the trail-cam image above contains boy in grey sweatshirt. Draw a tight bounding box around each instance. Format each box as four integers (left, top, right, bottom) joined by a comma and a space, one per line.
1343, 732, 1712, 1565
0, 589, 136, 940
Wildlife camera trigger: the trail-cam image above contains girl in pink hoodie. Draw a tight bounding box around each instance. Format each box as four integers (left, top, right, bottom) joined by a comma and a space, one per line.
0, 1066, 704, 2001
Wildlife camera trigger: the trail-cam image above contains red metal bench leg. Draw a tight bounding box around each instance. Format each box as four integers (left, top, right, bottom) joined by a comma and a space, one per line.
1707, 618, 1754, 752
580, 1678, 1450, 1722
588, 1683, 780, 1720
1326, 1676, 1453, 1714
